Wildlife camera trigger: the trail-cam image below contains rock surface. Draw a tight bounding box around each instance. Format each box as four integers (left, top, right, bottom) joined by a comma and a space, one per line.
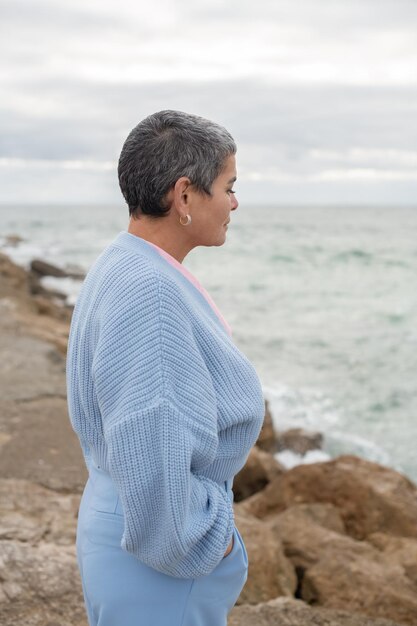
1, 250, 417, 626
367, 533, 417, 587
229, 597, 405, 626
238, 455, 417, 540
234, 510, 297, 604
0, 255, 86, 491
0, 540, 86, 626
233, 445, 284, 502
0, 252, 73, 352
255, 399, 277, 453
0, 480, 85, 626
0, 479, 80, 544
31, 258, 71, 278
265, 504, 417, 624
30, 257, 85, 280
276, 427, 324, 455
302, 551, 417, 625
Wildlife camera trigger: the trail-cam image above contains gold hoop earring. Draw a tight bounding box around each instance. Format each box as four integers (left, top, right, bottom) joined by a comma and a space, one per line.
179, 214, 192, 226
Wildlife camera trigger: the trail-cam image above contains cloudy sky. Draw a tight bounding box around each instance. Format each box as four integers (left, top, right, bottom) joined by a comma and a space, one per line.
1, 0, 417, 206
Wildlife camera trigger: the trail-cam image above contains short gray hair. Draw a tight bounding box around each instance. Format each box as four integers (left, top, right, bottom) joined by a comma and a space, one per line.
118, 110, 236, 218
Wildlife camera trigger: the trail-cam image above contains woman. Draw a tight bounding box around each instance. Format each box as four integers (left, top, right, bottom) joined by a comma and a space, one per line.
66, 110, 265, 626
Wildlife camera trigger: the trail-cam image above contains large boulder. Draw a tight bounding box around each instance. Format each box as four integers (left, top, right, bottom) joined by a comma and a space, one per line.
31, 259, 69, 278
268, 502, 379, 570
0, 479, 80, 544
271, 501, 346, 534
0, 253, 72, 350
276, 427, 323, 455
367, 532, 417, 587
303, 552, 417, 626
0, 479, 85, 625
0, 325, 86, 490
267, 505, 417, 626
0, 540, 86, 626
228, 596, 404, 626
235, 510, 297, 604
30, 258, 85, 280
255, 399, 277, 453
0, 253, 28, 294
238, 455, 417, 540
233, 446, 284, 502
4, 234, 24, 247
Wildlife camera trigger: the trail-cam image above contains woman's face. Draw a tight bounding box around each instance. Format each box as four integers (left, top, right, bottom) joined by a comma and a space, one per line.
190, 154, 238, 247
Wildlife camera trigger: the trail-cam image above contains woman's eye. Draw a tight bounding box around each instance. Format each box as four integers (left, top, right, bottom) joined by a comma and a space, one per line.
227, 189, 236, 194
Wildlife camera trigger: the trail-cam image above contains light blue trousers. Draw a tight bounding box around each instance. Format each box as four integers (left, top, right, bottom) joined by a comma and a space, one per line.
76, 462, 248, 626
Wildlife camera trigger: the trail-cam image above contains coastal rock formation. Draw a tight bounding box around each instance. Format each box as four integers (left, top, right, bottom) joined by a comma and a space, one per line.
275, 427, 324, 455
31, 258, 84, 279
0, 540, 86, 626
229, 597, 405, 626
238, 455, 417, 540
0, 480, 85, 626
0, 324, 86, 489
235, 460, 417, 624
233, 445, 284, 502
0, 253, 86, 492
255, 399, 276, 453
255, 401, 324, 457
234, 511, 297, 604
3, 234, 24, 247
1, 250, 417, 626
0, 479, 80, 545
366, 533, 417, 587
0, 252, 72, 352
302, 551, 417, 625
265, 504, 417, 624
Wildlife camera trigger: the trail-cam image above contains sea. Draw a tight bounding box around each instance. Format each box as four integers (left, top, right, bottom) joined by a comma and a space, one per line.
1, 203, 416, 483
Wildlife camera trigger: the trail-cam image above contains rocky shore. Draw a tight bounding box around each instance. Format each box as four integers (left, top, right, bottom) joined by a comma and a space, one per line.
1, 250, 416, 626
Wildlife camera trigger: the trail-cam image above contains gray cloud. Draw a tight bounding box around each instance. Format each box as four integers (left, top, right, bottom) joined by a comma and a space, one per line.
1, 0, 129, 31
3, 79, 416, 160
1, 0, 416, 204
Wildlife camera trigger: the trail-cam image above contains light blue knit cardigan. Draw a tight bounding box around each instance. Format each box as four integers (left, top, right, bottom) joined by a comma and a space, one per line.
66, 231, 265, 578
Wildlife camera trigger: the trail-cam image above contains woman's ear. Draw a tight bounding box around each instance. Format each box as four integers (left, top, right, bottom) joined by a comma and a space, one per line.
172, 177, 192, 210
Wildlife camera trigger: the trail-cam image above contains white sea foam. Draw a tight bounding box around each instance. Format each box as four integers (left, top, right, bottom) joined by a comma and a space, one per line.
262, 382, 392, 470
1, 240, 46, 269
275, 448, 331, 470
1, 238, 83, 306
325, 430, 392, 466
262, 383, 342, 431
39, 276, 82, 306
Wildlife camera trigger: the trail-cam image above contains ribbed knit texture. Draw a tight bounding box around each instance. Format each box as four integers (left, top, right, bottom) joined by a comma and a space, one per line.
66, 231, 265, 579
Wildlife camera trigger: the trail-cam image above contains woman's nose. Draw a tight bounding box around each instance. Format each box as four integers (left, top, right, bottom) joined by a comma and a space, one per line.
231, 195, 239, 210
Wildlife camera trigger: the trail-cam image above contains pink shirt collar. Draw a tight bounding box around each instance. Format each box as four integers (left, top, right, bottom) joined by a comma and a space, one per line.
144, 239, 232, 337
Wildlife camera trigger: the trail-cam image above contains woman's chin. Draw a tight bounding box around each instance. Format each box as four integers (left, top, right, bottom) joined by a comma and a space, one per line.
217, 230, 228, 246
198, 228, 228, 248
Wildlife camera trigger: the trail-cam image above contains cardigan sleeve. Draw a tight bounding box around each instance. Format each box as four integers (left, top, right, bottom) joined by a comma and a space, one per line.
91, 270, 235, 578
103, 399, 235, 578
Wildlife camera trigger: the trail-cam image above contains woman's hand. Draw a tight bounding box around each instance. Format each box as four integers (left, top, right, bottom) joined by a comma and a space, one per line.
223, 532, 234, 558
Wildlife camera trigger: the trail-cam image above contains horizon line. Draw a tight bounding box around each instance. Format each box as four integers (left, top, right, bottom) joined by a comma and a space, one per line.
1, 202, 417, 210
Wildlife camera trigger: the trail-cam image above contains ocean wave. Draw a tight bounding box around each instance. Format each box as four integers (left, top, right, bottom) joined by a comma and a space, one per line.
275, 448, 331, 470
0, 236, 84, 306
268, 254, 296, 264
262, 382, 392, 469
332, 249, 373, 264
39, 276, 82, 306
